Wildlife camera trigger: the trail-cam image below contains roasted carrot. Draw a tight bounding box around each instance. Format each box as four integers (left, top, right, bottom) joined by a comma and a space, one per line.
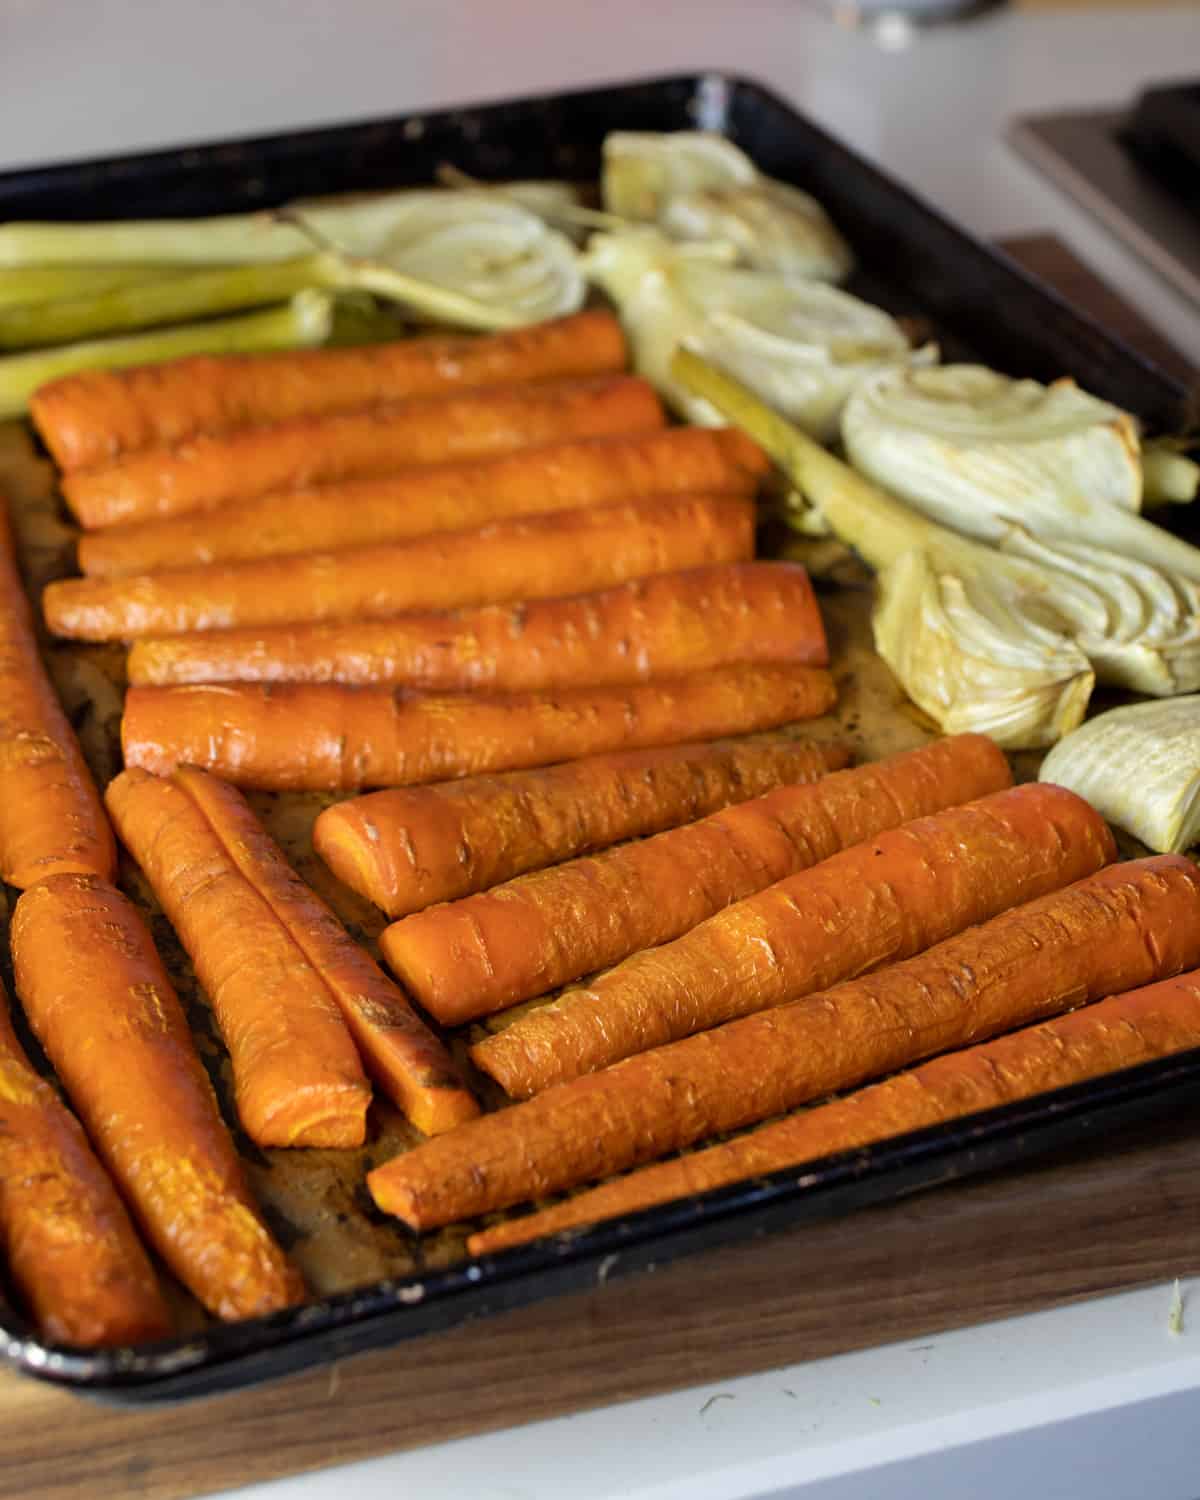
381, 733, 1012, 1027
0, 986, 170, 1347
171, 767, 478, 1136
32, 310, 629, 473
77, 426, 769, 577
61, 374, 667, 528
0, 495, 115, 888
46, 494, 755, 643
472, 783, 1115, 1094
122, 663, 835, 793
315, 735, 852, 919
369, 855, 1200, 1230
105, 768, 371, 1148
124, 561, 826, 688
469, 966, 1200, 1255
11, 875, 307, 1319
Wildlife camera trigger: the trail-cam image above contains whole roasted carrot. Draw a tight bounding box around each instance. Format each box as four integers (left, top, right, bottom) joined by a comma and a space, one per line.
61, 374, 666, 528
33, 310, 628, 473
472, 783, 1114, 1094
470, 966, 1200, 1255
0, 495, 115, 888
121, 663, 836, 793
46, 495, 755, 642
11, 875, 307, 1320
124, 562, 826, 688
172, 767, 478, 1136
105, 768, 371, 1148
381, 734, 1012, 1027
0, 987, 170, 1347
314, 735, 852, 919
369, 855, 1200, 1230
77, 426, 769, 578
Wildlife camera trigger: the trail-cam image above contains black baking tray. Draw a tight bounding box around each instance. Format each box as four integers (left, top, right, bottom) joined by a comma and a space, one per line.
2, 71, 1198, 1403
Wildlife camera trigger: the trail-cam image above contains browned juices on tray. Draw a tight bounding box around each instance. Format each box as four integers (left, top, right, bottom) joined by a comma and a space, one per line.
120, 663, 837, 792
61, 373, 667, 527
78, 426, 769, 577
472, 782, 1114, 1093
315, 734, 852, 918
125, 561, 826, 688
0, 985, 170, 1347
105, 768, 371, 1148
370, 856, 1200, 1230
0, 494, 115, 888
385, 734, 1014, 1027
11, 875, 307, 1320
46, 494, 755, 640
33, 310, 630, 472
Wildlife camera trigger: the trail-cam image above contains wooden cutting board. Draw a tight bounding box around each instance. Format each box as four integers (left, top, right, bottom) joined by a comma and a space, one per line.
3, 236, 1198, 1500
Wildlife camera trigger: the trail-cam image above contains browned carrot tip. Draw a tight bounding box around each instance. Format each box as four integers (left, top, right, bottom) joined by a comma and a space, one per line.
368, 854, 1200, 1232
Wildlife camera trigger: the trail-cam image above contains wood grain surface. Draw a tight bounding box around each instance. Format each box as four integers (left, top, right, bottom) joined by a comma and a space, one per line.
3, 235, 1198, 1500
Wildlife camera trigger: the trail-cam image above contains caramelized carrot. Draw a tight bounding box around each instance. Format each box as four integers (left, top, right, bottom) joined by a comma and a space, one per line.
470, 967, 1200, 1255
121, 663, 837, 792
61, 374, 667, 528
0, 986, 170, 1347
78, 426, 769, 577
315, 735, 851, 919
47, 495, 755, 642
32, 310, 629, 473
369, 856, 1200, 1230
382, 734, 1012, 1027
0, 495, 115, 887
11, 875, 306, 1319
105, 768, 371, 1148
473, 783, 1114, 1094
125, 562, 826, 688
172, 767, 478, 1136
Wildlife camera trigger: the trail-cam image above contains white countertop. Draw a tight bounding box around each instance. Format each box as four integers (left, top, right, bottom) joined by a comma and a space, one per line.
4, 3, 1200, 1496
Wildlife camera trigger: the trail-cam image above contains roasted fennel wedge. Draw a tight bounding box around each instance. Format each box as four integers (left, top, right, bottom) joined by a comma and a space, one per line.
1040, 697, 1200, 853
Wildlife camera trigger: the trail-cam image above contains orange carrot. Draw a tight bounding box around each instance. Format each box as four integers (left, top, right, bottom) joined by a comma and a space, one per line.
32, 310, 629, 473
105, 767, 371, 1148
369, 855, 1200, 1230
315, 734, 852, 919
381, 734, 1012, 1027
0, 985, 170, 1347
0, 495, 115, 888
61, 374, 666, 528
124, 561, 826, 688
472, 783, 1115, 1094
77, 426, 769, 577
469, 966, 1200, 1255
11, 875, 307, 1320
121, 663, 835, 793
46, 494, 755, 642
171, 767, 478, 1136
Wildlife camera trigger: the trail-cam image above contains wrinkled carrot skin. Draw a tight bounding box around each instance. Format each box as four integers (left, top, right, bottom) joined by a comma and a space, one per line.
385, 733, 1012, 1028
315, 735, 852, 919
78, 426, 769, 577
470, 967, 1200, 1255
0, 990, 170, 1347
10, 875, 306, 1319
472, 782, 1114, 1093
0, 496, 115, 888
125, 561, 825, 688
33, 311, 629, 473
61, 374, 667, 528
105, 768, 371, 1148
172, 767, 478, 1136
121, 663, 837, 793
369, 856, 1200, 1230
46, 494, 755, 642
